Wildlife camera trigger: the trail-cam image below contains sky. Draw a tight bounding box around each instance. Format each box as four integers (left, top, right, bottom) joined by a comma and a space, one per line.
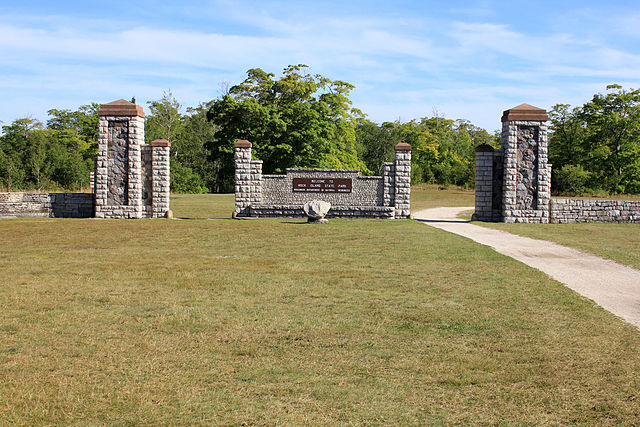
1, 0, 640, 132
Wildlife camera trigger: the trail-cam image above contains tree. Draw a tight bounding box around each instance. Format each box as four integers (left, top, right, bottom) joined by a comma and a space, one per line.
206, 65, 369, 190
47, 103, 99, 159
177, 103, 217, 192
355, 120, 403, 174
548, 85, 640, 194
146, 90, 184, 147
580, 85, 640, 193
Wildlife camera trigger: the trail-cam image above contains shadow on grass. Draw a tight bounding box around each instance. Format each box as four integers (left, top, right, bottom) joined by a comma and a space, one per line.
416, 218, 470, 224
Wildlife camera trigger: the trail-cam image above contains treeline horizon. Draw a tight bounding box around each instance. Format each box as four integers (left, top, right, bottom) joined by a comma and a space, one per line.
1, 66, 639, 196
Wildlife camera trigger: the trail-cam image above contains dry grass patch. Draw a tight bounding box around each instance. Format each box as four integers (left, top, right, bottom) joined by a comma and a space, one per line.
1, 215, 640, 424
170, 193, 235, 219
411, 184, 475, 212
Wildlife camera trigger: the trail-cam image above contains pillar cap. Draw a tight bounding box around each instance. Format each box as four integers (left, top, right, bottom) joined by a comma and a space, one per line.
234, 139, 252, 148
394, 142, 412, 151
151, 139, 170, 147
501, 103, 548, 122
475, 143, 494, 152
98, 99, 145, 118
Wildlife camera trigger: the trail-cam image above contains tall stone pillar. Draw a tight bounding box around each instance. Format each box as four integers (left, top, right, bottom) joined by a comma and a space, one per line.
234, 140, 262, 217
501, 104, 551, 223
151, 139, 171, 218
95, 99, 145, 219
393, 142, 412, 219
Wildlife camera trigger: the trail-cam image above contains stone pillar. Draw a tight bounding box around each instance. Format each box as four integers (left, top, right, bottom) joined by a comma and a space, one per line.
473, 144, 495, 221
234, 140, 263, 217
382, 161, 395, 207
501, 104, 551, 223
393, 142, 412, 219
95, 99, 145, 219
151, 139, 171, 218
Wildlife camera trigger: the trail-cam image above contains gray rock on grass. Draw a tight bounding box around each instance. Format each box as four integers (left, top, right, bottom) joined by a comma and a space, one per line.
303, 200, 331, 223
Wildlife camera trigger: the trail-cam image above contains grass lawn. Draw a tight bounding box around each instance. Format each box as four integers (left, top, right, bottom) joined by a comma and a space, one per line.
1, 190, 640, 424
170, 193, 235, 219
410, 184, 475, 211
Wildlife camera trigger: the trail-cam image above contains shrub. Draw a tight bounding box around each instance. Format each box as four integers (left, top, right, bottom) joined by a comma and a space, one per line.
554, 164, 591, 195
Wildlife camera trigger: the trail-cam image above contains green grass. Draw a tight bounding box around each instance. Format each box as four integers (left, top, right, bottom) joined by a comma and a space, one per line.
171, 193, 235, 219
411, 184, 475, 211
1, 191, 640, 424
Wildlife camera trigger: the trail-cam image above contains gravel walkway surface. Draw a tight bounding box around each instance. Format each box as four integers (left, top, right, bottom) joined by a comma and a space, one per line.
414, 206, 640, 329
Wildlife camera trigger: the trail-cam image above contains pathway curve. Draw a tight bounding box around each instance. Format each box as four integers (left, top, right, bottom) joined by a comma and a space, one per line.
413, 206, 640, 329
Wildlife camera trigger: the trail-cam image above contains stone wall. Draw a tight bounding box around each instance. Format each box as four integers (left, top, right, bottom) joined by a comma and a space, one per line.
474, 103, 640, 224
0, 192, 94, 218
550, 199, 640, 223
261, 170, 383, 206
234, 140, 411, 219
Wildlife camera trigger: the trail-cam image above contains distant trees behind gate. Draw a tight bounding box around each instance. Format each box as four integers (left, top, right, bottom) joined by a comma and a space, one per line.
1, 66, 639, 195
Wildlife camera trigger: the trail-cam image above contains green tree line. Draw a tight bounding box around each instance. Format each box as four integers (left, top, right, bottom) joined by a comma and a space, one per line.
549, 85, 640, 195
2, 66, 639, 195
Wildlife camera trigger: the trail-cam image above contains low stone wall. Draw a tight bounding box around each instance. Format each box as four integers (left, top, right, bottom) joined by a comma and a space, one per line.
261, 170, 383, 206
551, 199, 640, 223
0, 192, 94, 218
234, 140, 412, 219
249, 205, 395, 219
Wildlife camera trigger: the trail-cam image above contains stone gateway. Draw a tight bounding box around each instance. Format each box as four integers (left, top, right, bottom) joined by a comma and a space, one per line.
474, 103, 640, 224
95, 100, 171, 219
0, 99, 171, 219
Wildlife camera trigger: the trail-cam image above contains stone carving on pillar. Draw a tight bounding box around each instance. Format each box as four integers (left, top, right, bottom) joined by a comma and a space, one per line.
95, 100, 145, 219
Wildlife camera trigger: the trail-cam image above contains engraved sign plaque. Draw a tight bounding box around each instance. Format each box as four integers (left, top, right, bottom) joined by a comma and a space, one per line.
292, 178, 352, 193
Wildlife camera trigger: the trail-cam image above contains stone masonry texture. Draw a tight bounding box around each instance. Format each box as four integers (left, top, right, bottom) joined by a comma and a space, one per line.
95, 100, 171, 219
234, 139, 411, 219
0, 192, 94, 218
475, 103, 639, 224
550, 199, 640, 223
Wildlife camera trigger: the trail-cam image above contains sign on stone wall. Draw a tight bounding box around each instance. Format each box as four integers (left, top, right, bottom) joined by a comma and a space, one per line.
234, 139, 412, 219
292, 178, 352, 193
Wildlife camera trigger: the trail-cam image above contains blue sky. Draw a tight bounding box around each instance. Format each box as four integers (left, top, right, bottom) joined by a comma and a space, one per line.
1, 0, 640, 132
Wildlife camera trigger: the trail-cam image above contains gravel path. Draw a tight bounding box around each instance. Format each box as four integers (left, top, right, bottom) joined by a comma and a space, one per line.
413, 206, 640, 329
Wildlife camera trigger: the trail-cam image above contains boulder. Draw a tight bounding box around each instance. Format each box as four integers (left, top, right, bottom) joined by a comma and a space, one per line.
303, 200, 331, 223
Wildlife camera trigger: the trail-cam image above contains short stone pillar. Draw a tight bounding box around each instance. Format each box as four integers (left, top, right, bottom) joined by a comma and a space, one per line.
151, 139, 171, 218
393, 142, 412, 219
501, 104, 551, 223
234, 140, 263, 216
95, 100, 146, 219
474, 144, 495, 221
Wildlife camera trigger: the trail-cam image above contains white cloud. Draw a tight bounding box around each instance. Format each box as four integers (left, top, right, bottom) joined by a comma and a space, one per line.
1, 3, 640, 132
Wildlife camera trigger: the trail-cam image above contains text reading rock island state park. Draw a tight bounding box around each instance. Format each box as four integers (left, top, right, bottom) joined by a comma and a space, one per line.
292, 178, 352, 193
